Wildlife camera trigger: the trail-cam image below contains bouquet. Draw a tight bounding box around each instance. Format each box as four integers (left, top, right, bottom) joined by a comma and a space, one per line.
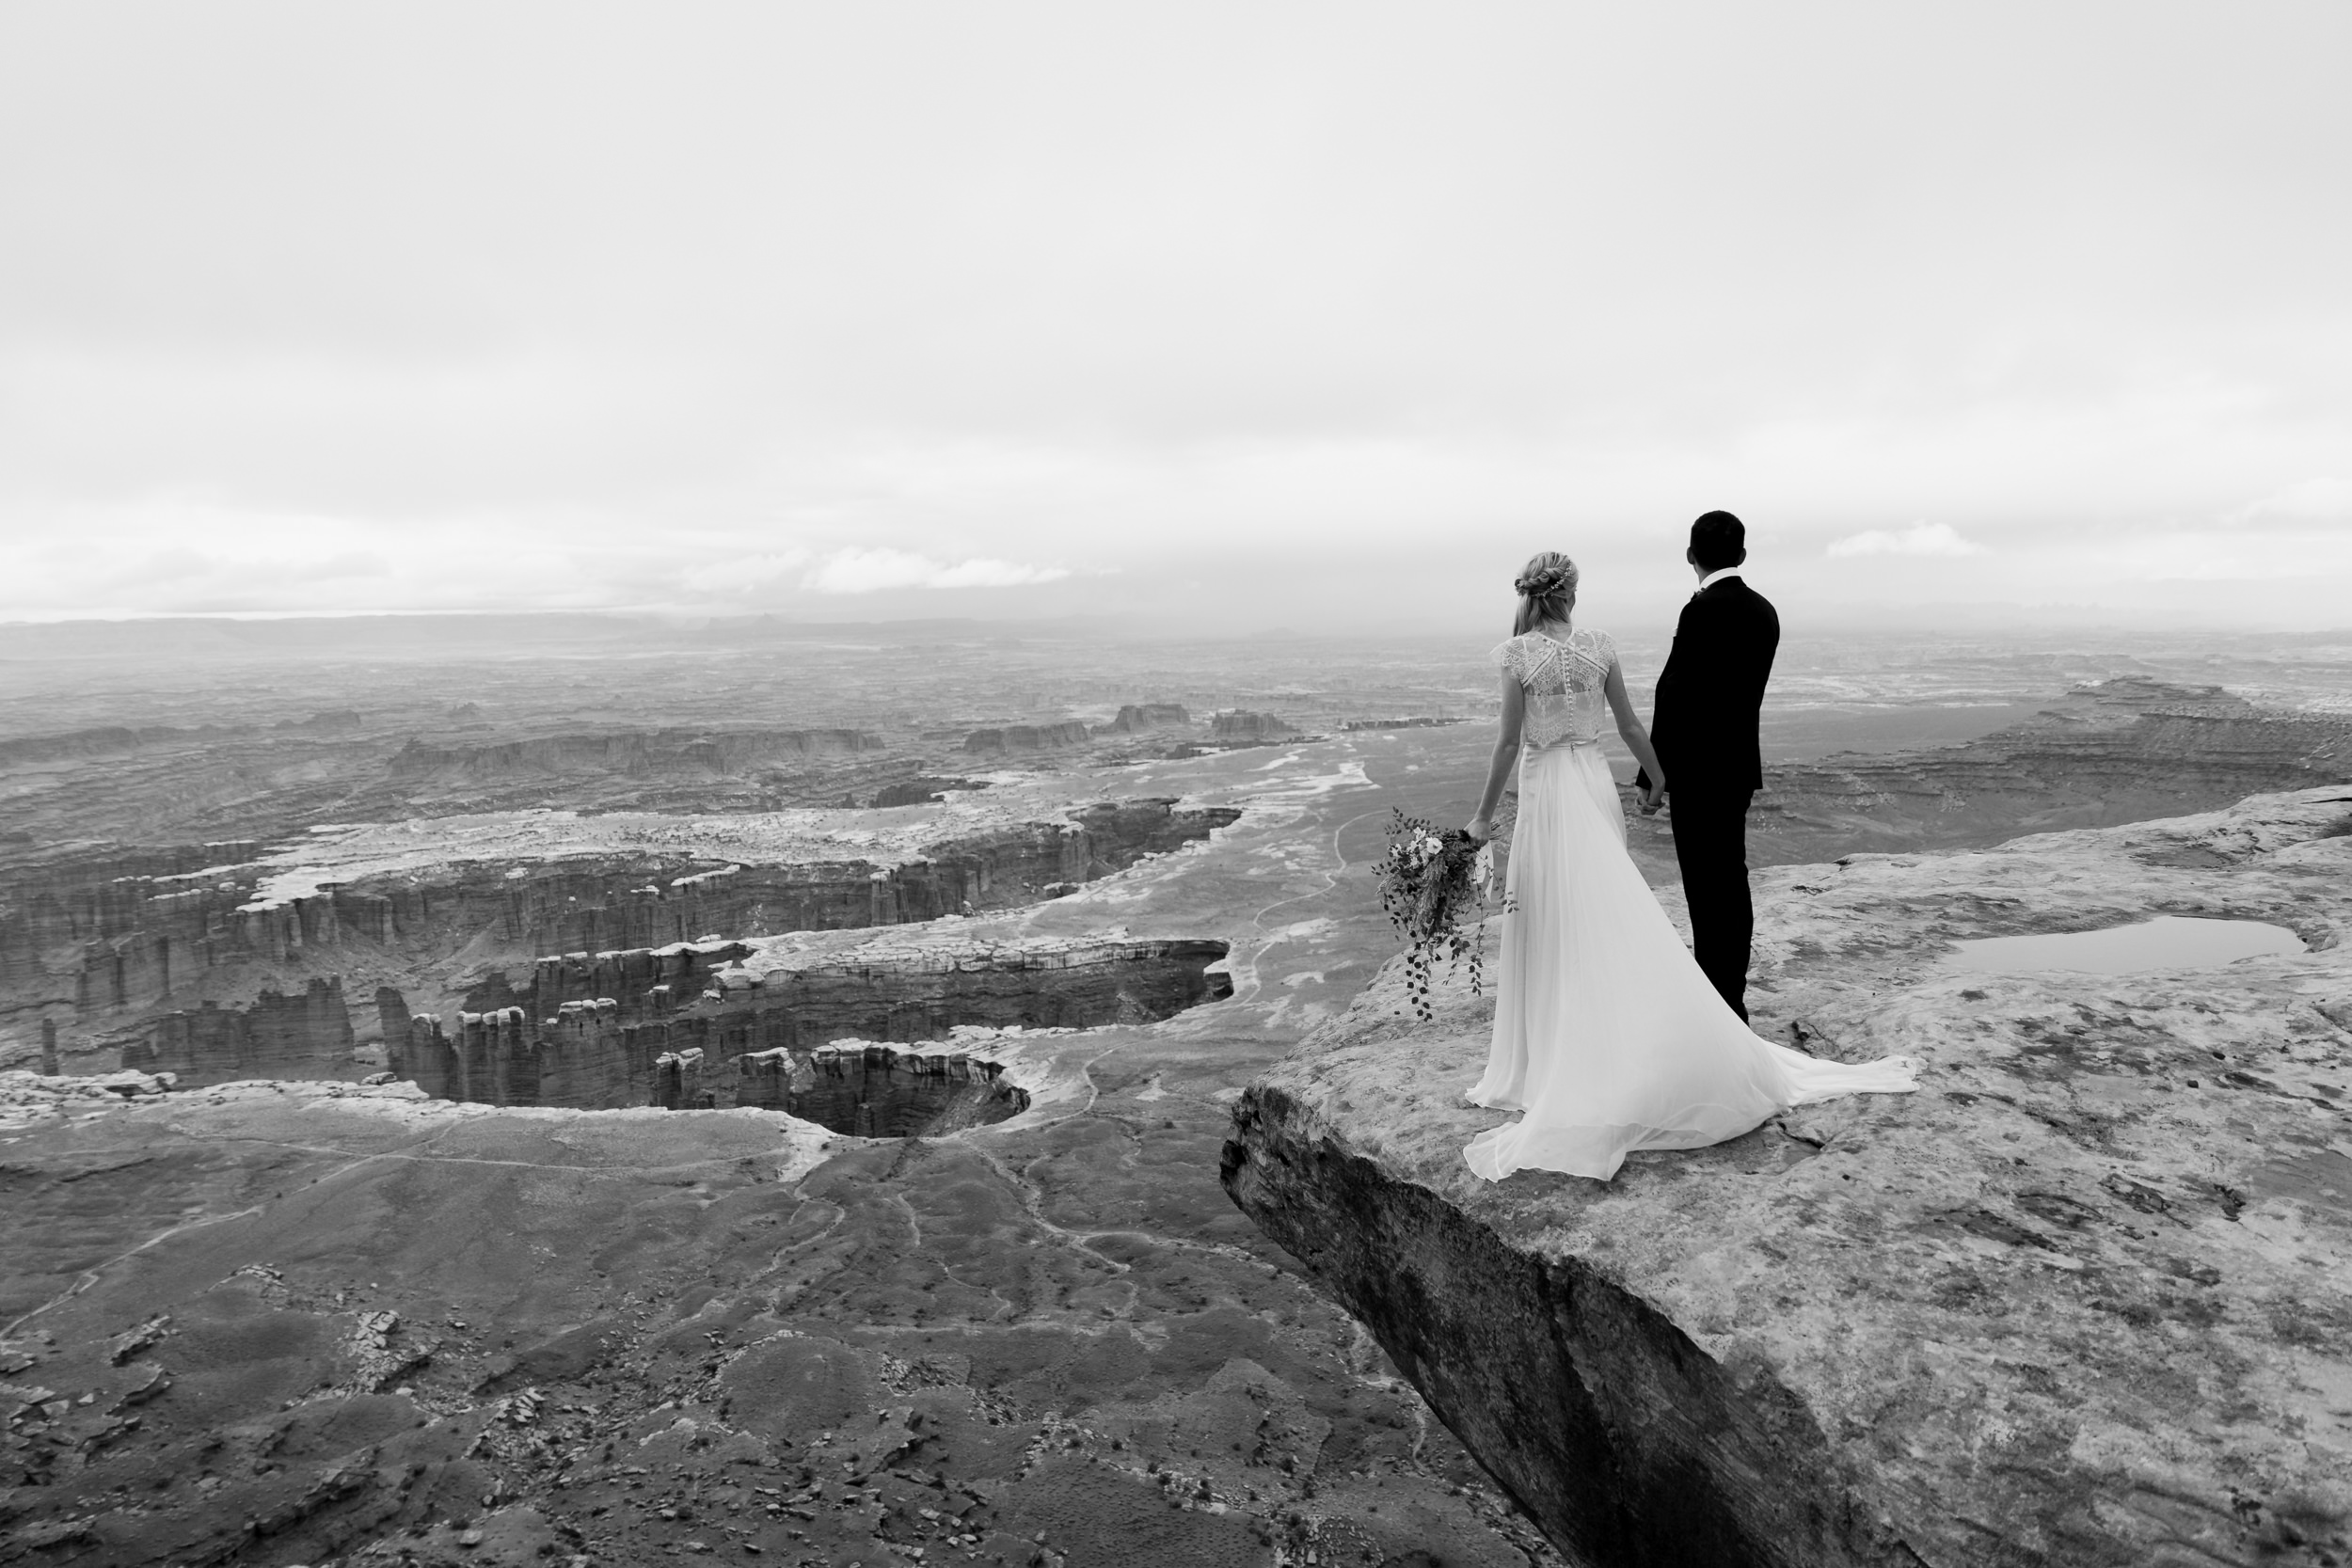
1375, 806, 1505, 1022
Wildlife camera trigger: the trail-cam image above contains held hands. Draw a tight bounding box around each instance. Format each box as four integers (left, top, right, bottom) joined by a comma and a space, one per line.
1637, 777, 1666, 816
1464, 816, 1491, 843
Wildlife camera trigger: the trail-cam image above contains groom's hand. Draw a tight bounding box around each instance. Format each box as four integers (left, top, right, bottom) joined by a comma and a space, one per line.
1638, 778, 1666, 815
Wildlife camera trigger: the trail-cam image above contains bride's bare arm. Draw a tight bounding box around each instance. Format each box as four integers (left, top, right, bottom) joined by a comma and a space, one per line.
1603, 659, 1666, 810
1466, 673, 1524, 839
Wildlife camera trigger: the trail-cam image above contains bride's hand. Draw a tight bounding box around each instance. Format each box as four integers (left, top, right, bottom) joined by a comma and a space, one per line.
1464, 816, 1491, 843
1638, 779, 1666, 815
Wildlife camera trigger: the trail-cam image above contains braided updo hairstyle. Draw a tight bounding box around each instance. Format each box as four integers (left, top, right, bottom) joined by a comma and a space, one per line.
1511, 551, 1579, 635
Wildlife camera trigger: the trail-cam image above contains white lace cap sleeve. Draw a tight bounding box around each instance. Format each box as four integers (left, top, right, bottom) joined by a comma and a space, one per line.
1591, 629, 1617, 671
1490, 637, 1526, 684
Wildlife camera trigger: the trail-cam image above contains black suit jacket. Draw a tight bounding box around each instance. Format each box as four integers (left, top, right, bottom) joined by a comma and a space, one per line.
1637, 575, 1779, 797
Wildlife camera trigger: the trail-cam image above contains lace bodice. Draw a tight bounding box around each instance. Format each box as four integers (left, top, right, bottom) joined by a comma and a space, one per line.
1494, 626, 1617, 751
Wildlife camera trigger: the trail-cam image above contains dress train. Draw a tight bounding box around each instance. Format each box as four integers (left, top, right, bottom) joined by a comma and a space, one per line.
1464, 740, 1915, 1182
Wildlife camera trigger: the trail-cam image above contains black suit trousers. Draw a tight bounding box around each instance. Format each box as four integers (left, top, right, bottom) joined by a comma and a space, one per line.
1669, 787, 1756, 1020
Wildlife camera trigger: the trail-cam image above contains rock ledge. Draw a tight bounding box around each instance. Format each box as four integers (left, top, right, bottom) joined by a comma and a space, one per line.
1224, 786, 2352, 1568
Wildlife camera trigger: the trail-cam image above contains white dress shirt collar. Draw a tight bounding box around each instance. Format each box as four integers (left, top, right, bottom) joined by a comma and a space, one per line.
1695, 566, 1744, 593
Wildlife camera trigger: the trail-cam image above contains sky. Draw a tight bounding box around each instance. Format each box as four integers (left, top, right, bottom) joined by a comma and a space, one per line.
2, 2, 2348, 634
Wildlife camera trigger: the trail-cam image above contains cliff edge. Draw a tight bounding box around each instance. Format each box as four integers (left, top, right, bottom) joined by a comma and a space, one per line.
1223, 785, 2352, 1567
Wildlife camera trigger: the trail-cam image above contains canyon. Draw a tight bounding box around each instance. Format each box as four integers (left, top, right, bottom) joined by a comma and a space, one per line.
392, 932, 1232, 1114
1, 794, 1239, 1085
0, 723, 1563, 1568
5, 618, 2351, 1566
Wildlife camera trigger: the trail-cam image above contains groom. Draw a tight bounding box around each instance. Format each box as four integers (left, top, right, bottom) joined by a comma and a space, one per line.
1633, 511, 1779, 1022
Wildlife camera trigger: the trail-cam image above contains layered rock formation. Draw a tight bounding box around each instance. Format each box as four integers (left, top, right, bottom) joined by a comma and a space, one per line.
960, 721, 1091, 755
121, 978, 358, 1085
1212, 710, 1300, 740
1743, 677, 2352, 864
869, 775, 988, 807
1225, 785, 2352, 1567
1099, 703, 1190, 734
3, 798, 1238, 1068
385, 727, 884, 781
0, 724, 222, 768
736, 1040, 1029, 1134
392, 933, 1231, 1111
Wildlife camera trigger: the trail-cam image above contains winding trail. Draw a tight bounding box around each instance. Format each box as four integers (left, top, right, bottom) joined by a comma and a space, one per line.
2, 1202, 267, 1338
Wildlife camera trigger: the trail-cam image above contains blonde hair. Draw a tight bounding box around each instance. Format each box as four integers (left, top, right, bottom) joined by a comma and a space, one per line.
1511, 552, 1579, 635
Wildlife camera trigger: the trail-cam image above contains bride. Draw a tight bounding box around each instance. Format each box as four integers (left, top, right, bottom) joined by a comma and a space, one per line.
1459, 552, 1915, 1182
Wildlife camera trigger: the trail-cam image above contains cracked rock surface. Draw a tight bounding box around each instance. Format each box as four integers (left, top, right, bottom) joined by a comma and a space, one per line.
1224, 785, 2352, 1568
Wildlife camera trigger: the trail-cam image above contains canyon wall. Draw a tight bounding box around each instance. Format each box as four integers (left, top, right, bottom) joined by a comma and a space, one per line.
1099, 703, 1190, 734
736, 1042, 1029, 1133
119, 978, 357, 1085
1745, 678, 2352, 863
869, 776, 988, 807
1211, 710, 1300, 740
391, 936, 1232, 1111
2, 799, 1238, 1064
0, 724, 230, 768
961, 722, 1091, 755
385, 727, 885, 781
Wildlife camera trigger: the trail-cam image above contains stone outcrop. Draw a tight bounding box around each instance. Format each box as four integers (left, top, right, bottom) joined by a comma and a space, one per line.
121, 978, 357, 1085
0, 1067, 175, 1131
1224, 785, 2352, 1567
961, 721, 1091, 755
736, 1040, 1028, 1134
1098, 704, 1190, 735
393, 933, 1232, 1111
651, 1046, 707, 1110
385, 727, 884, 781
869, 776, 988, 807
1211, 710, 1299, 740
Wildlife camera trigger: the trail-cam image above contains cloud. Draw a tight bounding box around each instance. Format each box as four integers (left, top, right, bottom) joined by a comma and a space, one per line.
675, 549, 812, 596
802, 548, 1071, 594
2228, 477, 2352, 526
1825, 521, 1985, 559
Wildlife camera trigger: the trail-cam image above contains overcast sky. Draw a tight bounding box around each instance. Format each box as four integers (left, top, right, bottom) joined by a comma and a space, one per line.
3, 3, 2347, 633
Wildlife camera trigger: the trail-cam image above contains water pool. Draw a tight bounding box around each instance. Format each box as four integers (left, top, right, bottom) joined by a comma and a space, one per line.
1944, 915, 2307, 974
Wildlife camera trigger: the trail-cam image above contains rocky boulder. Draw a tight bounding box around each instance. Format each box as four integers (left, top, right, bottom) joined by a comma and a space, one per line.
1223, 784, 2352, 1567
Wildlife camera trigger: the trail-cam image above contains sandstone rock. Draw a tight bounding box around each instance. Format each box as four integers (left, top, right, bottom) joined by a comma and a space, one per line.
1740, 677, 2352, 867
1224, 784, 2352, 1567
961, 722, 1091, 755
1097, 704, 1190, 736
385, 727, 885, 782
871, 775, 989, 808
0, 1069, 174, 1129
2, 796, 1237, 1073
652, 1046, 707, 1109
1210, 710, 1299, 741
735, 1039, 1030, 1135
123, 977, 356, 1085
397, 933, 1227, 1112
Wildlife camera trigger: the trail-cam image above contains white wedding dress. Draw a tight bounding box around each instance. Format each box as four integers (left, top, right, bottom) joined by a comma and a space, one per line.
1464, 626, 1916, 1182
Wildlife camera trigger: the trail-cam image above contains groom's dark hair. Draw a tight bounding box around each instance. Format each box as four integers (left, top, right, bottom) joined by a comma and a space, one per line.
1689, 511, 1746, 571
